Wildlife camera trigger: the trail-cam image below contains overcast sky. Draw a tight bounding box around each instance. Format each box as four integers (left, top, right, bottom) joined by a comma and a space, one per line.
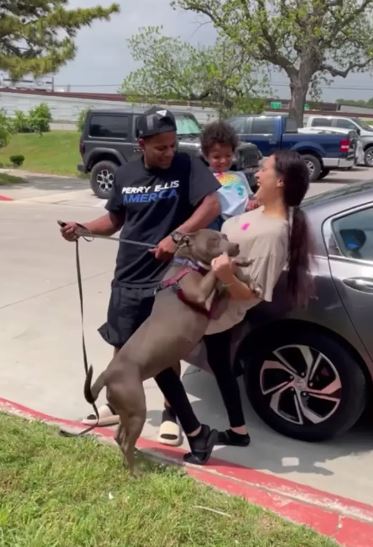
55, 0, 373, 102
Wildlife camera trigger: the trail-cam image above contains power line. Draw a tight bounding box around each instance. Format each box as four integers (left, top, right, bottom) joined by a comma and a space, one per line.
271, 82, 373, 91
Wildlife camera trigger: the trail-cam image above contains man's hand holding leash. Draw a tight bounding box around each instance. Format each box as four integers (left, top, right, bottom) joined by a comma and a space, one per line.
60, 221, 83, 241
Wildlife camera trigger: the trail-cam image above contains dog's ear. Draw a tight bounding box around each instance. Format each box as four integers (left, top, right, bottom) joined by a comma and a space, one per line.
171, 231, 191, 246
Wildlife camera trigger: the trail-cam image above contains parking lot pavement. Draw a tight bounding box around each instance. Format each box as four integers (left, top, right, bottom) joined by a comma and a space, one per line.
1, 198, 373, 507
1, 164, 372, 207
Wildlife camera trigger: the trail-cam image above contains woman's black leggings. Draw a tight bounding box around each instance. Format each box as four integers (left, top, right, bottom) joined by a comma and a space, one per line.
154, 368, 200, 434
204, 329, 245, 428
156, 328, 245, 433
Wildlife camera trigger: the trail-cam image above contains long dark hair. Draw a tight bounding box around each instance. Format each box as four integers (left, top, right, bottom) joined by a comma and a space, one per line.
273, 150, 313, 306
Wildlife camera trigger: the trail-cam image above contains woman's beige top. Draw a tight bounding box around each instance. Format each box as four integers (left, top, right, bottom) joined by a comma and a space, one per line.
206, 206, 289, 335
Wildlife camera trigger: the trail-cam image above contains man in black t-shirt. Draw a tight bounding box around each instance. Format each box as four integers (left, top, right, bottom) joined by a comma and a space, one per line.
61, 106, 221, 463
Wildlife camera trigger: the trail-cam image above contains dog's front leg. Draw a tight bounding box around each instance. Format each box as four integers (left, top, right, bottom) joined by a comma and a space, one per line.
179, 270, 217, 310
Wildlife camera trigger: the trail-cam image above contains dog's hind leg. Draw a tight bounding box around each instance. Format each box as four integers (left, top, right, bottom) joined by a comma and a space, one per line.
115, 422, 126, 456
123, 411, 146, 475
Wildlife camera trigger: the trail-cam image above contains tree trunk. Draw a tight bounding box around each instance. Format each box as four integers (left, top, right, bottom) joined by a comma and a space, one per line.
288, 77, 309, 127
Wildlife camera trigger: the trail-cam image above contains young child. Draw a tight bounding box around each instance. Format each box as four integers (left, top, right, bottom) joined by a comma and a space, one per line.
200, 120, 256, 229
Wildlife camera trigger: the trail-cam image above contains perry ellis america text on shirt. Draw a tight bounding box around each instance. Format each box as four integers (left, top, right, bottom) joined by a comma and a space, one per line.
122, 180, 180, 204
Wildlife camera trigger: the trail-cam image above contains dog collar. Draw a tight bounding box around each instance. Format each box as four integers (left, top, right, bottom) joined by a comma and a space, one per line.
173, 257, 210, 272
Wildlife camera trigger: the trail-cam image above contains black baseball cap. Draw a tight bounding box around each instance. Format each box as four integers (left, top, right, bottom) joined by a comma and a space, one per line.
136, 106, 177, 138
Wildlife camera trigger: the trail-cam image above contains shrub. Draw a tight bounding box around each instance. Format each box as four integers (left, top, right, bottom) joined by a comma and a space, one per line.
10, 154, 25, 167
12, 103, 52, 134
77, 108, 90, 132
29, 103, 52, 134
13, 110, 32, 133
0, 109, 14, 147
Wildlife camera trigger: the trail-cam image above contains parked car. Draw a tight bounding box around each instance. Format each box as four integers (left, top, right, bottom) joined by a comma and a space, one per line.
78, 109, 262, 198
228, 114, 356, 181
304, 115, 373, 167
298, 126, 365, 166
189, 181, 373, 441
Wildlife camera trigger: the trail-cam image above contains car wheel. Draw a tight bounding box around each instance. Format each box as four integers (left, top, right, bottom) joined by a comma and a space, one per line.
318, 168, 330, 180
243, 328, 367, 441
90, 160, 118, 199
301, 154, 322, 181
364, 146, 373, 167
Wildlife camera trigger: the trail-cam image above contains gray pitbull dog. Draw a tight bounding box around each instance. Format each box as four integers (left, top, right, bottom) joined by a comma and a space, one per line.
84, 229, 242, 473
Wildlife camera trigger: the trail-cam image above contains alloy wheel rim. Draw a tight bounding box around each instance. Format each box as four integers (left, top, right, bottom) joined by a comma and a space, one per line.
259, 344, 342, 425
97, 169, 114, 192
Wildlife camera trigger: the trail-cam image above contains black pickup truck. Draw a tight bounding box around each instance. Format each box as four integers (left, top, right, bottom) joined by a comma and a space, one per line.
78, 109, 262, 198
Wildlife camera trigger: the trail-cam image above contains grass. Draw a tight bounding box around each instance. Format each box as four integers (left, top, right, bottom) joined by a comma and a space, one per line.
0, 413, 336, 547
0, 131, 80, 176
0, 172, 26, 185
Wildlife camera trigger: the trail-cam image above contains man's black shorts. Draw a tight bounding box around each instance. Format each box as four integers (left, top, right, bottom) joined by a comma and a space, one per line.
98, 285, 156, 349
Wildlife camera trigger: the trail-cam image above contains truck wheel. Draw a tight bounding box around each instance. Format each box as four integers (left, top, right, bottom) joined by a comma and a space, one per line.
301, 154, 321, 181
90, 160, 118, 199
364, 146, 373, 167
318, 168, 330, 180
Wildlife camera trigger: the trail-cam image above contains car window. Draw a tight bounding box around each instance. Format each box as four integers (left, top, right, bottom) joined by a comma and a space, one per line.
355, 118, 373, 131
229, 117, 249, 133
175, 114, 201, 136
311, 117, 331, 127
335, 119, 356, 130
332, 207, 373, 261
251, 117, 274, 134
89, 114, 129, 139
285, 117, 298, 132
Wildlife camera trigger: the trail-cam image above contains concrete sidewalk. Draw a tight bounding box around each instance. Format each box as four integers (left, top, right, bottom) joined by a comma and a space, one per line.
1, 198, 373, 513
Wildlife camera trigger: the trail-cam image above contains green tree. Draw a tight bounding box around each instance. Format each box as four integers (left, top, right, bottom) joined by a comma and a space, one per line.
0, 0, 120, 79
174, 0, 373, 125
122, 26, 266, 116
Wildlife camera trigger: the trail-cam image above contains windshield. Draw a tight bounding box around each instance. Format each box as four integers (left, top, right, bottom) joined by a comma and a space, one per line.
175, 114, 201, 136
353, 118, 373, 131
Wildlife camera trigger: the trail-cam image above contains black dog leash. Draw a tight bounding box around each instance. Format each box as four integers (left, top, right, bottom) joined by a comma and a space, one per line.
57, 220, 156, 438
58, 220, 157, 248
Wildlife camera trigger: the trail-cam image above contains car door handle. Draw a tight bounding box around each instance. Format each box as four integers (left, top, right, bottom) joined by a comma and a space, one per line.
343, 277, 373, 293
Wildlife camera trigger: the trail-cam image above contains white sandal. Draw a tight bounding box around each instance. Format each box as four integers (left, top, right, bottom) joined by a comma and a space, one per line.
157, 419, 183, 446
81, 404, 120, 426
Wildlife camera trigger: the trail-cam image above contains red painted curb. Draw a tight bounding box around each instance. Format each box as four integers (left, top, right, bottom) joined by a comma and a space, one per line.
1, 397, 373, 547
0, 194, 13, 201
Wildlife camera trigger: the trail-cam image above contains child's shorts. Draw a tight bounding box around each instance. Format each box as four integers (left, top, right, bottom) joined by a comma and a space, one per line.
208, 216, 224, 231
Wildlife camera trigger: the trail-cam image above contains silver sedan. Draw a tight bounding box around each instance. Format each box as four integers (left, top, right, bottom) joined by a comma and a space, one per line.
191, 181, 373, 441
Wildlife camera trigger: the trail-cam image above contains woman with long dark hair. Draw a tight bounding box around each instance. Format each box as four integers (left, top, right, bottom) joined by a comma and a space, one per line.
205, 149, 313, 446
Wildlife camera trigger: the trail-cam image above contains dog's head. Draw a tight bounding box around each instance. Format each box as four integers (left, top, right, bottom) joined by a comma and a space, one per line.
172, 229, 240, 265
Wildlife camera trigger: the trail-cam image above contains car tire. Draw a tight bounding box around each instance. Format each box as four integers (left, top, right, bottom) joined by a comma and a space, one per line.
90, 160, 118, 199
318, 168, 330, 180
364, 146, 373, 167
243, 328, 367, 441
301, 154, 322, 181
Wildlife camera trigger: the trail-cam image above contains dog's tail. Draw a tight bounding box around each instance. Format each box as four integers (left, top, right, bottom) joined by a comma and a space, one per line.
84, 366, 106, 404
